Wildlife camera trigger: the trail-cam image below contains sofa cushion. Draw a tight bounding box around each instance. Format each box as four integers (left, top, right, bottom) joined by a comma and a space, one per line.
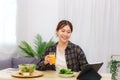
0, 58, 12, 70
12, 57, 39, 68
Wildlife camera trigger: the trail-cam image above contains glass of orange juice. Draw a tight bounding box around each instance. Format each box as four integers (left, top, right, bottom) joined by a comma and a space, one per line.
49, 52, 56, 65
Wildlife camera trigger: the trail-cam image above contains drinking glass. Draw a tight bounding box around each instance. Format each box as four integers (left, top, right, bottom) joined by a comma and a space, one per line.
49, 52, 56, 65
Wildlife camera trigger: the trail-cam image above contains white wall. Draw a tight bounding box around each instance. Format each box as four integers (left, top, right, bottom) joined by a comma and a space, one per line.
15, 0, 120, 73
16, 0, 59, 44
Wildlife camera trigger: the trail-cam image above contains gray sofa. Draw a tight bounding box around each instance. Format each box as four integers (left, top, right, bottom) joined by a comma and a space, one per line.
0, 57, 39, 70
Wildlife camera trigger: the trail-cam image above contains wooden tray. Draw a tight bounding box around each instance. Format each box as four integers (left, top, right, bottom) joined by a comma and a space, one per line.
11, 71, 44, 78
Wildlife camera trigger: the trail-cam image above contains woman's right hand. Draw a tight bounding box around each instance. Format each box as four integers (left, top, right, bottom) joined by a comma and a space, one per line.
44, 55, 51, 65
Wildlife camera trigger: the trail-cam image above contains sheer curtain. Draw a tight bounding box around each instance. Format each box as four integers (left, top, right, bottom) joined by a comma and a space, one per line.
0, 0, 17, 59
59, 0, 120, 72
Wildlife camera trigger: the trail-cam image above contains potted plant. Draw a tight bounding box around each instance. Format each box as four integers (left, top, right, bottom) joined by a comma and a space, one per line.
109, 59, 120, 80
18, 34, 54, 59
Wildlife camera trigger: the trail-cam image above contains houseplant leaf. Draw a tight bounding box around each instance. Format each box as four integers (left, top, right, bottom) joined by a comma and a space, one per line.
109, 60, 120, 80
34, 34, 54, 59
18, 34, 54, 59
18, 41, 36, 57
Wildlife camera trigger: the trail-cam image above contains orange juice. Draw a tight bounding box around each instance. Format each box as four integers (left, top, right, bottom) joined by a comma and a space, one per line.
49, 54, 56, 65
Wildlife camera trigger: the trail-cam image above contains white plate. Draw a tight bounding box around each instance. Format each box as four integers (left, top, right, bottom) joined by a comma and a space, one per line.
58, 73, 76, 78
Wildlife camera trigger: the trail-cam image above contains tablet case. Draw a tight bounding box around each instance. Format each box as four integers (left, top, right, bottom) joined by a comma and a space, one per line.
77, 63, 103, 80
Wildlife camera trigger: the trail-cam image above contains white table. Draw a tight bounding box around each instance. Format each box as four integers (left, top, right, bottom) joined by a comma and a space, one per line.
0, 68, 111, 80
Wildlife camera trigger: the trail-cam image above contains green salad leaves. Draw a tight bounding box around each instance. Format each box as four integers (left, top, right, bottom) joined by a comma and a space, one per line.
59, 69, 74, 74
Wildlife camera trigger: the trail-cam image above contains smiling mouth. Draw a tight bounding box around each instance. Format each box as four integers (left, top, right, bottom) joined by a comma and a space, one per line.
61, 36, 68, 40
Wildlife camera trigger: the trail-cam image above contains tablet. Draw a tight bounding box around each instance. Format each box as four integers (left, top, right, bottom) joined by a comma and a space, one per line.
81, 62, 103, 73
77, 63, 103, 80
89, 62, 103, 71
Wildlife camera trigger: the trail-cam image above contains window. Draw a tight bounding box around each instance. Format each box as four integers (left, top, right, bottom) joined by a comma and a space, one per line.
0, 0, 16, 46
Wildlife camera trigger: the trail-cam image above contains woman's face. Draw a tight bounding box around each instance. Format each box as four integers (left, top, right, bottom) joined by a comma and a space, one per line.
57, 25, 72, 43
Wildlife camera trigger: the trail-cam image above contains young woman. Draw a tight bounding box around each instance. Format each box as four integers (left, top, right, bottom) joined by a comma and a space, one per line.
36, 20, 88, 72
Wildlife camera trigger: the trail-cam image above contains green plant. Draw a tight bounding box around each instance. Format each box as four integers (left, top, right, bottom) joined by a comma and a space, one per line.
18, 34, 54, 59
109, 60, 120, 80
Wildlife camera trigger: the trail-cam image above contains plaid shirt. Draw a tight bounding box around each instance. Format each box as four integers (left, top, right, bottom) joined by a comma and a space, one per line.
36, 41, 88, 72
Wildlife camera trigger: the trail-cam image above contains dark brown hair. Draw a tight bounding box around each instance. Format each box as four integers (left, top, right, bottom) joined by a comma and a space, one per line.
56, 20, 73, 32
